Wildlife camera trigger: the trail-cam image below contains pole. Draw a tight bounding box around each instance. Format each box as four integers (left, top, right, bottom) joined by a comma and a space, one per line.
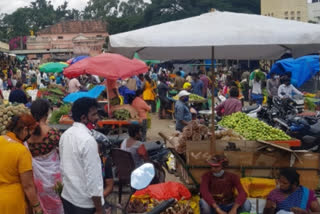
211, 46, 216, 153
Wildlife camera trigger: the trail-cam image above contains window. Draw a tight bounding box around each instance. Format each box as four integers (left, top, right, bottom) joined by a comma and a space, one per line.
285, 17, 288, 19
297, 11, 301, 16
271, 13, 274, 16
291, 11, 295, 15
96, 35, 102, 38
58, 36, 63, 39
297, 17, 301, 21
285, 11, 288, 16
291, 17, 295, 20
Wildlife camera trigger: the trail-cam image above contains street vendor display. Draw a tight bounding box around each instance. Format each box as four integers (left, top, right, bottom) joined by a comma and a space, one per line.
173, 93, 206, 103
219, 112, 291, 141
0, 103, 30, 134
37, 85, 66, 107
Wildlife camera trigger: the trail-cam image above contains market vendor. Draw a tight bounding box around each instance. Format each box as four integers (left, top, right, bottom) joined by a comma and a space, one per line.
200, 155, 251, 214
8, 81, 28, 104
105, 79, 120, 106
175, 90, 192, 132
215, 87, 242, 117
263, 168, 320, 214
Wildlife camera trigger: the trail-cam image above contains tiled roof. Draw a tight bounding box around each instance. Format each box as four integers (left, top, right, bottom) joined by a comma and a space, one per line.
38, 20, 107, 34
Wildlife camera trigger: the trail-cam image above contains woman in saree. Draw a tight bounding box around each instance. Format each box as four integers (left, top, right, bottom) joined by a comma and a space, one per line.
263, 168, 320, 214
25, 99, 63, 214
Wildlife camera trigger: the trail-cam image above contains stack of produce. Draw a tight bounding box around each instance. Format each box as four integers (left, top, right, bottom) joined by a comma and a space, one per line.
173, 93, 206, 102
218, 112, 291, 141
49, 104, 72, 124
170, 121, 209, 154
0, 104, 30, 135
113, 109, 131, 120
215, 128, 244, 141
127, 199, 194, 214
38, 85, 66, 106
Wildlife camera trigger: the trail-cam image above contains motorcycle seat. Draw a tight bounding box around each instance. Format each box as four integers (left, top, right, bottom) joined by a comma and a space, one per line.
242, 105, 259, 114
309, 120, 320, 135
143, 141, 164, 152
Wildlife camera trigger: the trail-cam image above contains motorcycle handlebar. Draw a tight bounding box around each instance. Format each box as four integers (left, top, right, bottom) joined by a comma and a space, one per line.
147, 198, 176, 214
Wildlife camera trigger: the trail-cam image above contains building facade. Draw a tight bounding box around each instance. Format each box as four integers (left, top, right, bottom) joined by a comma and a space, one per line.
308, 0, 320, 23
261, 0, 308, 22
13, 20, 108, 61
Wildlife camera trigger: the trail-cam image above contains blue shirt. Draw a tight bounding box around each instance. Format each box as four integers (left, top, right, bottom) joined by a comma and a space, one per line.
180, 70, 185, 78
175, 100, 192, 131
191, 80, 204, 96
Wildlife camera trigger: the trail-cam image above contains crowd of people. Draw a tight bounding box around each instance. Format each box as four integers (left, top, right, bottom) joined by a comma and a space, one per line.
0, 61, 313, 214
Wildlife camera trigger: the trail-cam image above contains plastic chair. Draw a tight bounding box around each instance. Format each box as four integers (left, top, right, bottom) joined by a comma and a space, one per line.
111, 149, 136, 204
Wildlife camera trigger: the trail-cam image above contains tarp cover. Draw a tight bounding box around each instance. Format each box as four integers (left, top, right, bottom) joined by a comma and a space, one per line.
109, 11, 320, 60
63, 85, 106, 103
270, 55, 319, 87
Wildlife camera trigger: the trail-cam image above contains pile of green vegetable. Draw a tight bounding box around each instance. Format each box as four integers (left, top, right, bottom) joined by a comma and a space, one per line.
173, 93, 205, 101
113, 109, 131, 120
39, 86, 66, 106
49, 104, 72, 124
218, 112, 291, 141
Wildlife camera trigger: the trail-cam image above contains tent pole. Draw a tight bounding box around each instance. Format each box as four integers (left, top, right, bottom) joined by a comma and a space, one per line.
211, 46, 216, 153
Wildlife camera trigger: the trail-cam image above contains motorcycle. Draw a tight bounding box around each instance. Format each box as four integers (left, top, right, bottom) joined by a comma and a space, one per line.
273, 115, 320, 151
92, 130, 171, 174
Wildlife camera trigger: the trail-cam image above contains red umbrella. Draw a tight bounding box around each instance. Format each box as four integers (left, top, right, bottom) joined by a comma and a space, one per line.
64, 53, 148, 80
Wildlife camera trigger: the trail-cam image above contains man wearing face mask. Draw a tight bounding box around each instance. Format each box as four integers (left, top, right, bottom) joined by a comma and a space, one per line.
175, 90, 192, 132
59, 98, 105, 214
200, 155, 251, 214
278, 77, 303, 99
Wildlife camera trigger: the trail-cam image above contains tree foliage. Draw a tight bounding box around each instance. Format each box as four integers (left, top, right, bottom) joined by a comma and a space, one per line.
0, 0, 260, 42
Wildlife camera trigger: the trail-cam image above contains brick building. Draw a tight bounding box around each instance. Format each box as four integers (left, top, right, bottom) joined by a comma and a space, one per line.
12, 20, 108, 61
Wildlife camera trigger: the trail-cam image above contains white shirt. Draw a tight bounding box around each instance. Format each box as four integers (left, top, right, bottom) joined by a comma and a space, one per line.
59, 122, 104, 208
278, 84, 302, 99
0, 78, 3, 90
252, 80, 262, 94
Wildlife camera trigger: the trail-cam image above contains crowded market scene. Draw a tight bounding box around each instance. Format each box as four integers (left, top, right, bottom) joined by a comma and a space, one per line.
2, 1, 320, 214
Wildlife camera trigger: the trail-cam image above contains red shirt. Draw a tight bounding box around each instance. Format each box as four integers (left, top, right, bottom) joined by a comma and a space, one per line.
200, 171, 247, 206
215, 98, 242, 116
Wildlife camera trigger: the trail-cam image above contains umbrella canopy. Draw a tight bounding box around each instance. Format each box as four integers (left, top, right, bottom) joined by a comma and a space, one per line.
270, 55, 320, 87
70, 55, 90, 65
109, 11, 320, 60
63, 85, 106, 103
64, 53, 148, 80
39, 62, 69, 73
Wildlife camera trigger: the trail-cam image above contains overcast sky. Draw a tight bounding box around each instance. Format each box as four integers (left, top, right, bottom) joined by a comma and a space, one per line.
0, 0, 312, 15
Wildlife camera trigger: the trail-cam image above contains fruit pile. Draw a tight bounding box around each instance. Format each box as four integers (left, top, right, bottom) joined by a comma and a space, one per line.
218, 112, 291, 141
127, 199, 194, 214
0, 104, 30, 135
173, 93, 205, 102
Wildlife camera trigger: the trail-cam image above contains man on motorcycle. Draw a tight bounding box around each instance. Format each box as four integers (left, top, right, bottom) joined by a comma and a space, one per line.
278, 77, 303, 99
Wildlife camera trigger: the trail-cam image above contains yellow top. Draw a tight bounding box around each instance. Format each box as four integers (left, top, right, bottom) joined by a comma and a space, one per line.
143, 81, 156, 101
0, 132, 32, 214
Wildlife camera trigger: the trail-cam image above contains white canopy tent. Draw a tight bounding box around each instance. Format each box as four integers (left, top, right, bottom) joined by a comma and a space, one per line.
109, 10, 320, 140
109, 10, 320, 60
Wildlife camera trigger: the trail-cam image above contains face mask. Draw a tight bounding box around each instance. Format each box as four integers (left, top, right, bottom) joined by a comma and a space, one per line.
213, 170, 224, 178
183, 97, 189, 103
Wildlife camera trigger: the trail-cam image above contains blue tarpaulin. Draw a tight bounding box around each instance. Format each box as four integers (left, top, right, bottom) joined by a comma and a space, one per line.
270, 55, 319, 87
63, 85, 106, 103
